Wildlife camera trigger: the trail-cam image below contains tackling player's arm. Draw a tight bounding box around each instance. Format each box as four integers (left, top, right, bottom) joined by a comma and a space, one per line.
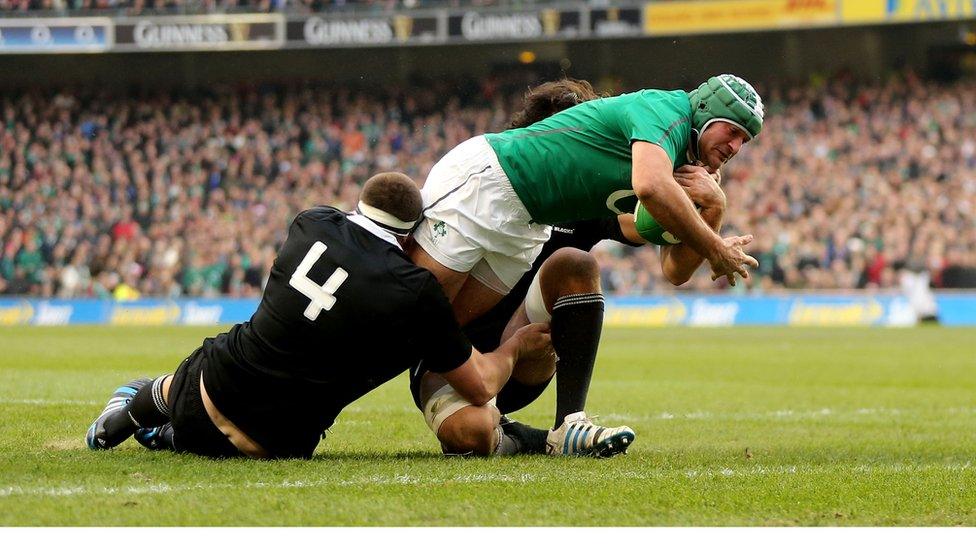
440, 323, 551, 406
415, 277, 551, 406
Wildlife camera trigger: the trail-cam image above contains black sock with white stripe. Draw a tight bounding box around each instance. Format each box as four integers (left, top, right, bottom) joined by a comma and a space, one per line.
551, 293, 605, 429
102, 376, 171, 440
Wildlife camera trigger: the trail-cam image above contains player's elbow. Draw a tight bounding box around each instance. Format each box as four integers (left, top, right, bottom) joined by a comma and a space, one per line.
662, 262, 692, 287
633, 177, 659, 204
665, 271, 691, 287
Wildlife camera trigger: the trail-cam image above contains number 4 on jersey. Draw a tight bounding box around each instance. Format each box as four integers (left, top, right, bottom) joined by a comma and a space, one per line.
289, 241, 349, 321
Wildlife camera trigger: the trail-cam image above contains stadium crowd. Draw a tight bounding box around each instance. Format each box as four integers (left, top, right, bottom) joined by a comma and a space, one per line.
1, 70, 975, 299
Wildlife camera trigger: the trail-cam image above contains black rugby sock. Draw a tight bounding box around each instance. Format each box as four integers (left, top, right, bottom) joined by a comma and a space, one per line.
550, 293, 605, 429
102, 376, 171, 442
500, 418, 549, 455
494, 430, 522, 456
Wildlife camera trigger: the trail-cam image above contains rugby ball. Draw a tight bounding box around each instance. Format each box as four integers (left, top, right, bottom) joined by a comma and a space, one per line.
634, 202, 683, 246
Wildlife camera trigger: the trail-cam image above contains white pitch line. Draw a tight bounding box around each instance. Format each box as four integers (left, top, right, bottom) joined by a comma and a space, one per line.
5, 398, 976, 423
0, 398, 100, 406
2, 463, 972, 498
600, 407, 976, 423
0, 473, 539, 498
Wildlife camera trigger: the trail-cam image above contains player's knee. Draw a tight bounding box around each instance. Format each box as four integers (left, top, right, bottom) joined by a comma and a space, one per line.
541, 248, 601, 297
436, 405, 500, 456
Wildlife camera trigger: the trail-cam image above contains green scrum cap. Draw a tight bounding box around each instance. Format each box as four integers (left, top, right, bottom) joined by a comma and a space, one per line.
688, 74, 764, 140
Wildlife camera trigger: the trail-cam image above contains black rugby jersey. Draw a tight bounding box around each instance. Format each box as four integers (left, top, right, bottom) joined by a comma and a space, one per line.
201, 206, 472, 458
409, 216, 639, 409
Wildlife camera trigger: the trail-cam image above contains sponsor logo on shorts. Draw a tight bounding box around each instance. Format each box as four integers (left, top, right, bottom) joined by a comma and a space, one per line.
432, 220, 448, 240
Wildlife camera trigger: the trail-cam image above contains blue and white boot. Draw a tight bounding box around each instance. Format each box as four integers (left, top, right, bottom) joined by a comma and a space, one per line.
85, 378, 151, 450
545, 411, 635, 458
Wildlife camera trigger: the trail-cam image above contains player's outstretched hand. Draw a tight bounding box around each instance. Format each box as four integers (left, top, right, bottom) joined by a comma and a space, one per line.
708, 234, 759, 286
673, 165, 725, 210
513, 322, 554, 363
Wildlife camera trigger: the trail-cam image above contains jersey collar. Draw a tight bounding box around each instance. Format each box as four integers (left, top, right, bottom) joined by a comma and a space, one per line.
346, 212, 403, 251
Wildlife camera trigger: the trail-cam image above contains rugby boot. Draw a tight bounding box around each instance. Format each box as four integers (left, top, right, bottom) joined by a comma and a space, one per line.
85, 378, 151, 450
134, 423, 175, 451
545, 411, 635, 457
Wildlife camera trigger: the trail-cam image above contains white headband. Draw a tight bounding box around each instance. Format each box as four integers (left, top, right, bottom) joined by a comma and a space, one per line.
356, 200, 417, 236
699, 117, 754, 140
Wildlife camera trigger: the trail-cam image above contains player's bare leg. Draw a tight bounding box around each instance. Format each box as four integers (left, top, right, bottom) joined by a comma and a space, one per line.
499, 248, 634, 456
508, 248, 605, 424
451, 275, 508, 327
419, 371, 503, 456
408, 244, 470, 301
423, 248, 634, 457
409, 242, 508, 326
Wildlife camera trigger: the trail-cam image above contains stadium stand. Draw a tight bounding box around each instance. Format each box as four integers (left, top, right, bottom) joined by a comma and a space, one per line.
1, 70, 975, 298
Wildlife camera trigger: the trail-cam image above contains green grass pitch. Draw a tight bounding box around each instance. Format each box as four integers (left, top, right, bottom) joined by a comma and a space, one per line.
1, 325, 974, 526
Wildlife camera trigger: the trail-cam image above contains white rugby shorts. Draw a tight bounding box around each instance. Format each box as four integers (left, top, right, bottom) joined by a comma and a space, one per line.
415, 135, 552, 294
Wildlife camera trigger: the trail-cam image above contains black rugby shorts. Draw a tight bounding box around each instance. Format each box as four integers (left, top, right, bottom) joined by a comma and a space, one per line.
168, 347, 243, 459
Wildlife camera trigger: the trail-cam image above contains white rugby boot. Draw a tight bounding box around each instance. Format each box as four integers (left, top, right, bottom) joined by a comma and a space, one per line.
545, 411, 635, 457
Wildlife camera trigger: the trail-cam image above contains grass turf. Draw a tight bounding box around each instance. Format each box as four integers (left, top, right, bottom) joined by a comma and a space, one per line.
1, 325, 974, 526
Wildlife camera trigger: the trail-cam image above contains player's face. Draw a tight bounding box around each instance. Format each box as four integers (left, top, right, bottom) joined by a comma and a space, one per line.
698, 121, 751, 172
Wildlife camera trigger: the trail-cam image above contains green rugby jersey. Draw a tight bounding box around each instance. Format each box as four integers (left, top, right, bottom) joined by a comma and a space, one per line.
486, 89, 692, 225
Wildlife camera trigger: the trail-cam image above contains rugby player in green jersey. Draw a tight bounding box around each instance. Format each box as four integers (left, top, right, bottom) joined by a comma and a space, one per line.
410, 77, 746, 456
411, 74, 763, 328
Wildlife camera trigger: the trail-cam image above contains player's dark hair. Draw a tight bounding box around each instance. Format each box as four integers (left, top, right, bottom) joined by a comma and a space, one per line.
508, 78, 602, 129
360, 172, 423, 224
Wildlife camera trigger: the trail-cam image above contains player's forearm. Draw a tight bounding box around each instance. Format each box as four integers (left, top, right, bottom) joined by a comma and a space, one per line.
485, 335, 522, 388
470, 343, 518, 403
662, 206, 724, 285
635, 176, 723, 262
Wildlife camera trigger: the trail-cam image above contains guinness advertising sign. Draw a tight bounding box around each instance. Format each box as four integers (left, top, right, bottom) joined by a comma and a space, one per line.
287, 14, 439, 47
448, 8, 582, 42
114, 15, 283, 51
